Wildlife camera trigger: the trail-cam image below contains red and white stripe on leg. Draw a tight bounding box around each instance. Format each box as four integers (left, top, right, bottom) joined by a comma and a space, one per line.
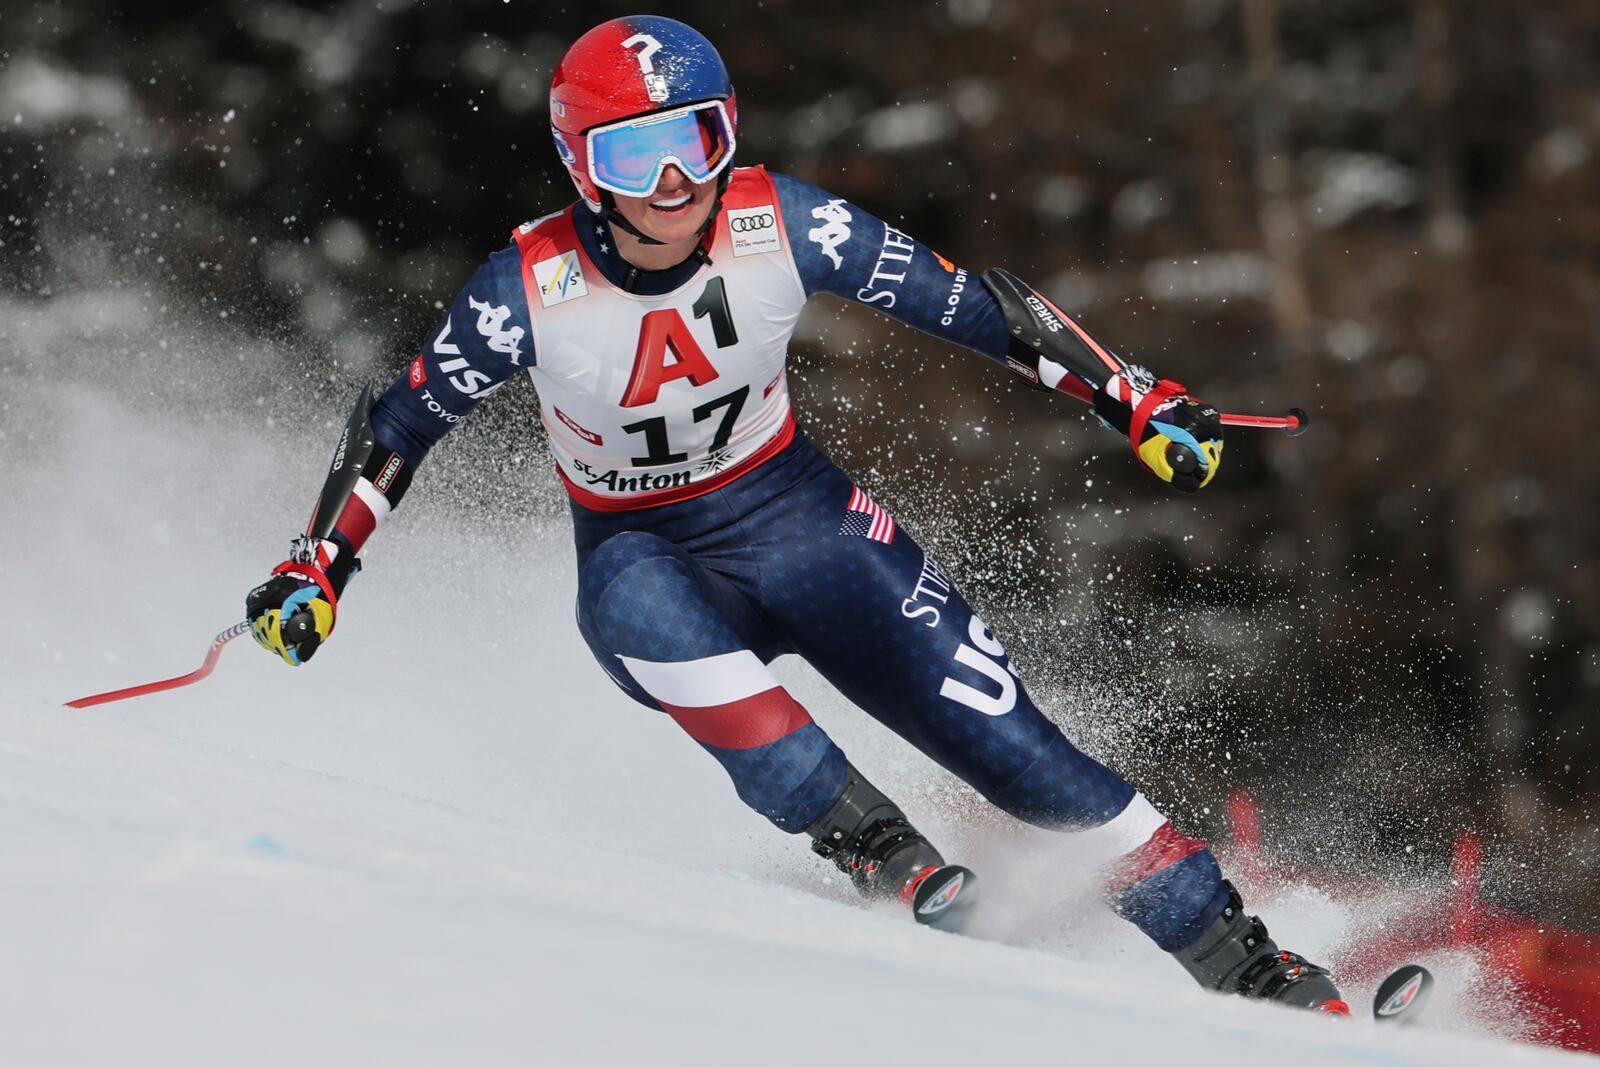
617, 649, 814, 749
1075, 791, 1210, 891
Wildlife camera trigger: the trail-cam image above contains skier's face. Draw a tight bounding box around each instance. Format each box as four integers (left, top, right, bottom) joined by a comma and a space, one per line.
610, 164, 718, 252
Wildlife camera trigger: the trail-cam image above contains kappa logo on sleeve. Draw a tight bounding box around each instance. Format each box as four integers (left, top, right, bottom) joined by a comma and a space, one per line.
533, 250, 588, 308
468, 296, 526, 365
728, 204, 780, 257
807, 199, 852, 270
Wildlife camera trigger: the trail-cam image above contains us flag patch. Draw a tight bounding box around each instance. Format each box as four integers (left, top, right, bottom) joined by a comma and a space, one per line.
839, 486, 896, 545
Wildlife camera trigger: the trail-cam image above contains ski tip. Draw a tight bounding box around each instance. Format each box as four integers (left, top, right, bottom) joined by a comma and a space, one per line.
1372, 964, 1434, 1025
908, 864, 978, 932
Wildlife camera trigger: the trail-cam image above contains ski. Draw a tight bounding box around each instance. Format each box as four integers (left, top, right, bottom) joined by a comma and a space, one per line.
906, 864, 978, 932
1371, 963, 1434, 1025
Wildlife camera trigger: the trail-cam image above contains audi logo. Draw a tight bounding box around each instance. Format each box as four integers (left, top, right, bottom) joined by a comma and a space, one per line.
730, 213, 775, 232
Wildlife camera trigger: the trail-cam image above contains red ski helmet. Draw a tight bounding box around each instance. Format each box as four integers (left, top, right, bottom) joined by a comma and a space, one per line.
550, 16, 739, 211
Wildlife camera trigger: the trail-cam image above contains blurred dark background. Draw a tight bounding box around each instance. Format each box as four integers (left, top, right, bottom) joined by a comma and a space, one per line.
3, 1, 1597, 926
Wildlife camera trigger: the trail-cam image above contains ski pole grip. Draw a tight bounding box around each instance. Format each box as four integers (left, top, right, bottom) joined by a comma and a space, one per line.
1166, 442, 1199, 477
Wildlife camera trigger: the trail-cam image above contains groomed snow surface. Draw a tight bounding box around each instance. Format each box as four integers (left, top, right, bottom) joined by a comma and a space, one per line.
3, 324, 1589, 1065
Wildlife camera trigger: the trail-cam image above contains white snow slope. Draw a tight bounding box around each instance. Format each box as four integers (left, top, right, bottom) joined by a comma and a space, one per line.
1, 300, 1589, 1066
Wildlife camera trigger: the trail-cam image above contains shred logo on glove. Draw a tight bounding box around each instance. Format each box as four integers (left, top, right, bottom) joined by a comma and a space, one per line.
808, 199, 852, 270
1004, 356, 1041, 384
534, 250, 588, 307
372, 453, 405, 493
468, 296, 526, 365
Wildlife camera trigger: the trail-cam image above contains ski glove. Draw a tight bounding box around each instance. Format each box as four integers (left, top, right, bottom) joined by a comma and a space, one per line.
1091, 366, 1224, 493
246, 542, 359, 666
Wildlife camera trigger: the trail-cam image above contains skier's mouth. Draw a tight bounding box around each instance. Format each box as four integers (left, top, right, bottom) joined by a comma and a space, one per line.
650, 192, 694, 214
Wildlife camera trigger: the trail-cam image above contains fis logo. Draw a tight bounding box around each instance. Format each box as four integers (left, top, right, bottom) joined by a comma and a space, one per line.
468, 296, 525, 365
533, 250, 588, 308
808, 199, 852, 270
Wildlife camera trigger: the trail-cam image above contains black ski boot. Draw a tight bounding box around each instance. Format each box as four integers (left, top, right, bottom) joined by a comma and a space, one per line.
805, 763, 977, 931
1172, 882, 1349, 1016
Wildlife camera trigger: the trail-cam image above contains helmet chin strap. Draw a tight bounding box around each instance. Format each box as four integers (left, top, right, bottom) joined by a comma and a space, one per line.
593, 167, 733, 258
598, 190, 666, 246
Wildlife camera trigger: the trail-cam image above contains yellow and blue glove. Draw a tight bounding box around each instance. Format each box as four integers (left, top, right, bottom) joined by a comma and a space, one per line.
246, 544, 358, 665
1091, 366, 1224, 493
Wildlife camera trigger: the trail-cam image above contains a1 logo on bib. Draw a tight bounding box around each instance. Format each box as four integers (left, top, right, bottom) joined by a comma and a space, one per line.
728, 204, 780, 258
533, 249, 588, 307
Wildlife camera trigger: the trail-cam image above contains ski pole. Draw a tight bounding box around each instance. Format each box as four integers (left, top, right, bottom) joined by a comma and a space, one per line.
1219, 407, 1309, 436
63, 383, 378, 709
65, 622, 252, 708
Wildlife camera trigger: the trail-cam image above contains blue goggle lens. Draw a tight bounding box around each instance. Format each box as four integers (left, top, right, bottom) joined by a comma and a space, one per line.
588, 104, 734, 197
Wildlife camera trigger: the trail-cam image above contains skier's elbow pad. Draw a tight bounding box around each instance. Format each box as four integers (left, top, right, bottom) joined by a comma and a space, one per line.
980, 268, 1115, 402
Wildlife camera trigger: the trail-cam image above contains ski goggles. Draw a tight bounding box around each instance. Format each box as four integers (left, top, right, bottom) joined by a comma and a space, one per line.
586, 100, 736, 198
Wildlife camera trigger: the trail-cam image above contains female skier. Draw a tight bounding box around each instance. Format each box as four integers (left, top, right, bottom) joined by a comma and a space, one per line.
246, 15, 1347, 1014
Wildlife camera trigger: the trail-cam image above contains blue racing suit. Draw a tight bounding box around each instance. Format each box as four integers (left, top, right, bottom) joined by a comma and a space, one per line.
333, 167, 1229, 952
